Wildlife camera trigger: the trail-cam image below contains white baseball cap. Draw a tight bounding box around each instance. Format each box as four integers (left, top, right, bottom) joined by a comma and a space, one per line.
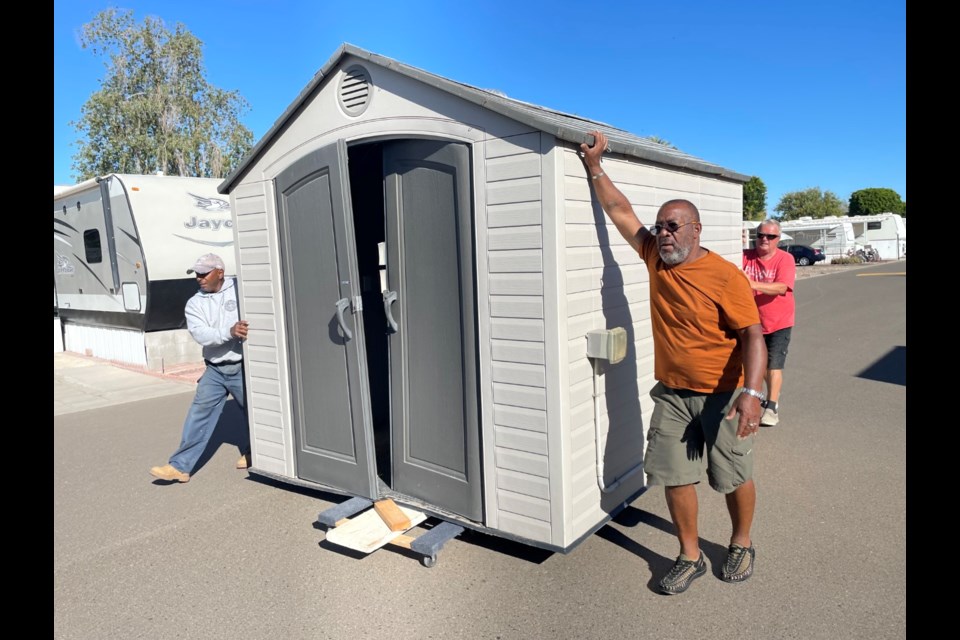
186, 253, 225, 275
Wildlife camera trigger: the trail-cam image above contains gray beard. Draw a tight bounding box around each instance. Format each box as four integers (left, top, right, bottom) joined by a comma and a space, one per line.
660, 244, 690, 265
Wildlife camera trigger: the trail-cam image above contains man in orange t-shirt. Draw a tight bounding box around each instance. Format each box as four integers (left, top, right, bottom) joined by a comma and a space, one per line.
580, 130, 767, 595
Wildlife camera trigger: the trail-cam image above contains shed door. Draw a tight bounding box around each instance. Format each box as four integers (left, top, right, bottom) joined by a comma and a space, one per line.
383, 140, 482, 521
275, 141, 376, 498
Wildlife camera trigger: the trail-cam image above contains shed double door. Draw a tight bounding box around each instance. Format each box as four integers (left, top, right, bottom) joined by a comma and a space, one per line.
275, 138, 482, 522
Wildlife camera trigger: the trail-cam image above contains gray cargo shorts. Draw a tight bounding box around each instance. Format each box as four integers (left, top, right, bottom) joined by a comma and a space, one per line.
643, 382, 755, 494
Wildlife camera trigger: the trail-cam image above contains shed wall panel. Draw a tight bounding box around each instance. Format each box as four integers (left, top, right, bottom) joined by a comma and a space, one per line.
497, 468, 550, 499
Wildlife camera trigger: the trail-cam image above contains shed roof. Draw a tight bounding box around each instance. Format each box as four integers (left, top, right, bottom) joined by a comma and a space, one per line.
219, 43, 751, 193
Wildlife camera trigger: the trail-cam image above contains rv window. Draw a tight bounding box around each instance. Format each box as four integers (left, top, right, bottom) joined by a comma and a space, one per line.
83, 229, 103, 264
867, 221, 882, 230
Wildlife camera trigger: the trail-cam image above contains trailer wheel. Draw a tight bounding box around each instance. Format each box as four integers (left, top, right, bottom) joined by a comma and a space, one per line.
421, 555, 437, 568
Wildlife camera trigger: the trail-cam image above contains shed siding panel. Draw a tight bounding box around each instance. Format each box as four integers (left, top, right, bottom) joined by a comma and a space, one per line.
488, 226, 542, 250
487, 177, 541, 205
489, 249, 542, 273
229, 183, 291, 478
491, 361, 546, 387
238, 230, 269, 249
488, 202, 541, 228
496, 448, 548, 477
490, 296, 543, 319
487, 154, 541, 181
560, 147, 744, 541
497, 468, 550, 499
485, 132, 541, 157
490, 318, 544, 342
242, 281, 275, 299
491, 340, 545, 365
245, 329, 277, 350
493, 405, 547, 433
247, 345, 279, 364
497, 489, 551, 522
493, 382, 547, 411
251, 392, 282, 414
496, 511, 552, 541
479, 137, 552, 542
489, 273, 543, 296
494, 425, 549, 455
236, 212, 268, 232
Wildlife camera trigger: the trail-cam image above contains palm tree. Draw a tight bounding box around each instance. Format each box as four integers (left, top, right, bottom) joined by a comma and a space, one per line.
647, 136, 678, 149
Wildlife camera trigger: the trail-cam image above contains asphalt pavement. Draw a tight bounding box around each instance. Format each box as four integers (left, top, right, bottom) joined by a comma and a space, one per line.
53, 260, 907, 640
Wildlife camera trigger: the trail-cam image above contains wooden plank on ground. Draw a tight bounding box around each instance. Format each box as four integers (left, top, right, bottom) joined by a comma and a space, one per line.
374, 498, 412, 532
325, 505, 426, 554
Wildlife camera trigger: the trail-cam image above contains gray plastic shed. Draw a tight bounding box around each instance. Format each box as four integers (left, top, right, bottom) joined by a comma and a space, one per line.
218, 43, 750, 552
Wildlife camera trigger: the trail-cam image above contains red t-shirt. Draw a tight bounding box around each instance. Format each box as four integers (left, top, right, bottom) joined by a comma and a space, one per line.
639, 236, 761, 393
742, 248, 796, 334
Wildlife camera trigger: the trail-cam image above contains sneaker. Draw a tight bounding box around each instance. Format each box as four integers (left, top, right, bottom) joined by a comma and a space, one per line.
659, 551, 707, 595
150, 464, 190, 483
760, 407, 779, 426
236, 454, 251, 470
721, 543, 756, 583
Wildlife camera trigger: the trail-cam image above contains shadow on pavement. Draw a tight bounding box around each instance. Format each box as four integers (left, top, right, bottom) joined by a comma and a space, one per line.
857, 345, 906, 386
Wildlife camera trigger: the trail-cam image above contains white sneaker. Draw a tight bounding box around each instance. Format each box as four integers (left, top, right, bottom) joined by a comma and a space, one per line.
760, 407, 779, 426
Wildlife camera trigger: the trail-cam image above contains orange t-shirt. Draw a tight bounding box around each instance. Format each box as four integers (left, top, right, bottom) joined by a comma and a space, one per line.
639, 236, 760, 393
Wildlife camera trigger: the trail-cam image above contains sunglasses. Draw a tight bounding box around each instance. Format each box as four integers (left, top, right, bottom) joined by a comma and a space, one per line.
650, 220, 697, 235
756, 233, 780, 240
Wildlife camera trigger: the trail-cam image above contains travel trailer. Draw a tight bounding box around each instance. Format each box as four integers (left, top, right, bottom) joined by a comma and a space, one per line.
835, 213, 906, 260
218, 44, 751, 553
777, 217, 857, 260
53, 173, 235, 369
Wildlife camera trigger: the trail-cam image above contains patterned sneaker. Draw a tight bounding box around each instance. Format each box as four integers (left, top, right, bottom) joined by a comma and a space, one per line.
721, 543, 756, 583
659, 551, 707, 595
760, 407, 779, 426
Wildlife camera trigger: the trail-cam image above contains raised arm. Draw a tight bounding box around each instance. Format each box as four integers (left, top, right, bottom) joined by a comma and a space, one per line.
580, 130, 651, 253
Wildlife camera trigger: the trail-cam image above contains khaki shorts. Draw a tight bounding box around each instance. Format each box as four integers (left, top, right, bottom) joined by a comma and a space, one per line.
644, 382, 755, 493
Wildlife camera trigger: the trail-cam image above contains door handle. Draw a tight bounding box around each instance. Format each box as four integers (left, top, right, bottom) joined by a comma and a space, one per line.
383, 290, 398, 334
335, 297, 353, 341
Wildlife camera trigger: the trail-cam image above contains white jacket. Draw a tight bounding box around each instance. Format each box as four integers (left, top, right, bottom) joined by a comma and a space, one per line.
185, 277, 243, 364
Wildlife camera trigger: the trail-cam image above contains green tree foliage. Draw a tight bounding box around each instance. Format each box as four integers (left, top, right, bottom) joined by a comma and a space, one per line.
742, 176, 767, 221
70, 9, 254, 181
773, 187, 847, 220
848, 188, 906, 216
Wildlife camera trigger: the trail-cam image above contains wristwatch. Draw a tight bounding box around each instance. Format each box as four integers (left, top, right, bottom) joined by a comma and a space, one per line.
739, 387, 766, 401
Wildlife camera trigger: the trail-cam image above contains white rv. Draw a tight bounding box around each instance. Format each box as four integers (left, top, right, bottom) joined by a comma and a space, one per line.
778, 217, 857, 260
53, 173, 236, 369
834, 213, 906, 260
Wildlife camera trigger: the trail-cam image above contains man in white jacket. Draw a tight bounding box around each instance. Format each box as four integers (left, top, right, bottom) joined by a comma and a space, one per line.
150, 253, 250, 483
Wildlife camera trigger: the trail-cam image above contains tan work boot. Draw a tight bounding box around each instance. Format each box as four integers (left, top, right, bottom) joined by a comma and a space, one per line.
236, 454, 251, 470
150, 464, 190, 483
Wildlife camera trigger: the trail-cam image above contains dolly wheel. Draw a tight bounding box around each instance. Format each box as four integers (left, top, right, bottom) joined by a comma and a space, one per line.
421, 555, 437, 568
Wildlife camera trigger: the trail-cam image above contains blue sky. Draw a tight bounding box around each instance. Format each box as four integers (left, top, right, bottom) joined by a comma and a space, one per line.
54, 0, 906, 213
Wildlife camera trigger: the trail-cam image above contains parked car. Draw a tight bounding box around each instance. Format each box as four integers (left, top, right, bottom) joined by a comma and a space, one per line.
783, 244, 826, 266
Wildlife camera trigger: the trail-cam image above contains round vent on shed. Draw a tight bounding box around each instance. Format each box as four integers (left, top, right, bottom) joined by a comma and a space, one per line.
338, 65, 372, 116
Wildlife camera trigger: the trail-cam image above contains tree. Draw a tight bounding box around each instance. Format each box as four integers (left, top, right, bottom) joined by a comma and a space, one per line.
848, 188, 906, 216
647, 136, 678, 149
773, 187, 847, 220
742, 176, 767, 221
70, 9, 254, 181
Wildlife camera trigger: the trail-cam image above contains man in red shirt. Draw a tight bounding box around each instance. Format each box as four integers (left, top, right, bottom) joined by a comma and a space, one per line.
742, 220, 796, 426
